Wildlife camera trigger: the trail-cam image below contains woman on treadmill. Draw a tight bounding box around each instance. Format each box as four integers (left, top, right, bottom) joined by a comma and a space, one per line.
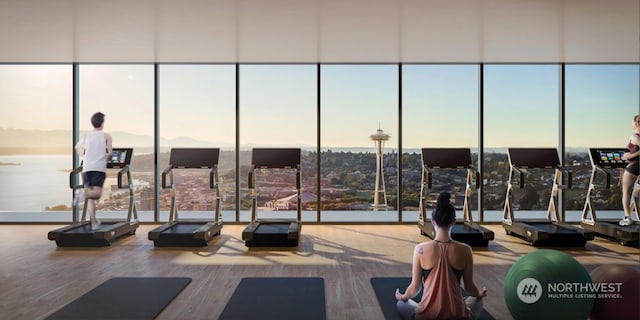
395, 192, 487, 320
620, 114, 640, 226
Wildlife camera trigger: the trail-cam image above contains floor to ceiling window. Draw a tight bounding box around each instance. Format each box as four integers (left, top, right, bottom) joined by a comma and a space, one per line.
320, 65, 399, 222
1, 63, 638, 224
402, 65, 479, 222
158, 65, 236, 222
483, 64, 560, 222
239, 64, 318, 222
565, 64, 640, 222
79, 65, 155, 221
0, 65, 72, 222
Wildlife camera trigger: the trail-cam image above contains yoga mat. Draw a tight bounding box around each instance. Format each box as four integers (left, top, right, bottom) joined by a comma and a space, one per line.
370, 277, 495, 320
46, 277, 192, 320
219, 277, 326, 320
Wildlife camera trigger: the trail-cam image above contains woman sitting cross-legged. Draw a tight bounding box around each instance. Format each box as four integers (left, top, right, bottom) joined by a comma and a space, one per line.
395, 191, 487, 320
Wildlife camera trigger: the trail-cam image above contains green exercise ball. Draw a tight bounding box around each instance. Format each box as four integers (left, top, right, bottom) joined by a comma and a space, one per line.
504, 249, 594, 320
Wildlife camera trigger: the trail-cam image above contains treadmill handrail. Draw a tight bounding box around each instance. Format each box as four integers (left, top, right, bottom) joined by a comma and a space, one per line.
463, 165, 481, 223
509, 165, 527, 189
209, 165, 218, 189
594, 165, 612, 189
69, 166, 83, 189
114, 163, 139, 223
425, 165, 433, 189
161, 165, 174, 189
248, 168, 255, 190
117, 165, 131, 189
554, 165, 573, 189
582, 164, 612, 224
469, 165, 481, 190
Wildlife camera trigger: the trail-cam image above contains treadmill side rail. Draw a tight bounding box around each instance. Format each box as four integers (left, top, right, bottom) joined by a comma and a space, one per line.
242, 222, 259, 241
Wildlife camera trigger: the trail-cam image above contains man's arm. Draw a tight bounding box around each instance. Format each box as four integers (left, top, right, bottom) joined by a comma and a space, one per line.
105, 133, 113, 157
74, 136, 85, 156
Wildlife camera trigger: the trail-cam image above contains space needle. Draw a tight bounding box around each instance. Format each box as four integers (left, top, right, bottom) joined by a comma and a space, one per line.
370, 127, 390, 210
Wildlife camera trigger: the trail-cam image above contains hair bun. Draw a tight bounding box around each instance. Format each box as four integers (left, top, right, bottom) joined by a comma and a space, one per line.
437, 192, 451, 206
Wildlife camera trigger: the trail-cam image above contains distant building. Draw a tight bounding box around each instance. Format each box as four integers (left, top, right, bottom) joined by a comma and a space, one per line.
138, 188, 155, 211
266, 192, 317, 210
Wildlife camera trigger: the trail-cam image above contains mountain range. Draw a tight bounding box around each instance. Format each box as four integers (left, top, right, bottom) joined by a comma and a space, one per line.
0, 128, 218, 154
0, 127, 594, 155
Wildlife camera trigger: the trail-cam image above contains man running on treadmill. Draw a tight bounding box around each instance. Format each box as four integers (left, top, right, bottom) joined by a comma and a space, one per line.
74, 112, 113, 230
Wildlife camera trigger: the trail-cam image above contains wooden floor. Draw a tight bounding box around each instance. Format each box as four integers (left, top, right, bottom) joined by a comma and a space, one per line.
0, 224, 638, 320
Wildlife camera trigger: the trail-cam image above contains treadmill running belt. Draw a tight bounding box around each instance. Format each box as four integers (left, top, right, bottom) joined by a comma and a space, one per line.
504, 221, 591, 246
529, 223, 582, 234
162, 223, 206, 234
62, 222, 119, 234
254, 223, 289, 234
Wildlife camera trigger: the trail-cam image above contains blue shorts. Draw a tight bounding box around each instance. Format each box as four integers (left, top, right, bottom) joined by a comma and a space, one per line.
83, 171, 106, 188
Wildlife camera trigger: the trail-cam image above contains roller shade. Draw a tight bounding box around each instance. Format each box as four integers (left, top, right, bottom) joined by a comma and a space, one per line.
0, 0, 637, 63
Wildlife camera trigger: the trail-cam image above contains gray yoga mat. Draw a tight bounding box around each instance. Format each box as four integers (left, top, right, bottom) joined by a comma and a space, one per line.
219, 277, 326, 320
46, 277, 192, 320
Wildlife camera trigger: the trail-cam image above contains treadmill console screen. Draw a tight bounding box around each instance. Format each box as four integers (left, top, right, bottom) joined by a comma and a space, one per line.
421, 148, 472, 168
508, 148, 560, 168
169, 148, 220, 169
252, 148, 301, 169
107, 148, 133, 168
589, 148, 628, 168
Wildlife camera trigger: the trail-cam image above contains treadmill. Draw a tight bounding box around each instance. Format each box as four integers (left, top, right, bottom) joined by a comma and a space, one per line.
242, 148, 302, 247
48, 148, 140, 247
148, 148, 223, 247
581, 148, 639, 246
418, 148, 494, 247
502, 148, 594, 246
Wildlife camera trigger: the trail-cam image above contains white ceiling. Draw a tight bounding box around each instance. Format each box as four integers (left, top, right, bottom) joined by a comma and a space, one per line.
0, 0, 638, 63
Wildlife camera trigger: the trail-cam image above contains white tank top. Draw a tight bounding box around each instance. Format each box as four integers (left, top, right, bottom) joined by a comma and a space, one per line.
82, 131, 107, 172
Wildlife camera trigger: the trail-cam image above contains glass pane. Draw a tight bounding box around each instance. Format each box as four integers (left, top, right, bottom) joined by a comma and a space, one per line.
401, 65, 479, 222
79, 65, 155, 222
483, 64, 560, 222
239, 65, 317, 222
0, 65, 72, 222
159, 65, 236, 222
565, 64, 640, 222
320, 65, 398, 222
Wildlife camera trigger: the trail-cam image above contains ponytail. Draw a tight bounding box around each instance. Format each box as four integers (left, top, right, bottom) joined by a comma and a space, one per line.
432, 191, 456, 227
